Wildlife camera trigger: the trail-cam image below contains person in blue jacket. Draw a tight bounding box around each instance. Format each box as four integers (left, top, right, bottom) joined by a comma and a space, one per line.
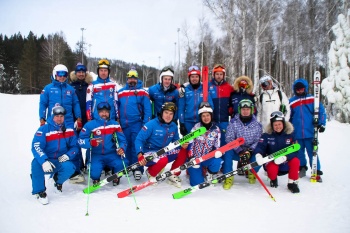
118, 68, 152, 180
178, 65, 214, 136
39, 64, 82, 129
255, 111, 301, 193
148, 66, 179, 123
187, 102, 222, 186
136, 102, 188, 188
69, 62, 93, 183
289, 78, 326, 182
31, 106, 78, 205
86, 59, 119, 121
79, 102, 127, 186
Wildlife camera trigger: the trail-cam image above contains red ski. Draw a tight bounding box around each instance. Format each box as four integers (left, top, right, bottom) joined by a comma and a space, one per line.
202, 66, 209, 102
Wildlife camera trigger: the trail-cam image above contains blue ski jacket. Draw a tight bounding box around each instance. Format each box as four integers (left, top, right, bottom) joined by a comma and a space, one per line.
39, 78, 81, 127
289, 79, 327, 139
31, 116, 79, 166
117, 79, 152, 128
78, 117, 127, 155
208, 79, 233, 123
178, 83, 214, 124
134, 117, 180, 154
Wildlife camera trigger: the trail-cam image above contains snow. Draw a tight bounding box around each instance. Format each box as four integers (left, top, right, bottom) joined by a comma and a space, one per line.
1, 93, 350, 233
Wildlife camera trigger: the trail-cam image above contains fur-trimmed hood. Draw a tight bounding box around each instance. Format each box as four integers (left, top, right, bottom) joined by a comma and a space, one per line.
69, 71, 93, 84
264, 121, 294, 134
233, 76, 254, 94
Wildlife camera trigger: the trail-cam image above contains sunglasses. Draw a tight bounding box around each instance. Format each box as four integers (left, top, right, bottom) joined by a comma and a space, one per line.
270, 111, 284, 119
239, 80, 249, 89
56, 71, 68, 77
188, 65, 200, 71
52, 106, 66, 116
97, 102, 111, 111
161, 66, 174, 73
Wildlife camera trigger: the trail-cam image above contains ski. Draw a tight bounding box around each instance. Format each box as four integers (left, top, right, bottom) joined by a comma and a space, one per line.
83, 127, 207, 194
172, 143, 301, 199
202, 66, 209, 102
311, 71, 321, 182
117, 137, 245, 198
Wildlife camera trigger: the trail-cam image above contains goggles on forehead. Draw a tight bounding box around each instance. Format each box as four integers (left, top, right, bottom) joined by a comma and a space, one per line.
52, 106, 66, 116
239, 80, 249, 89
98, 59, 110, 68
162, 102, 177, 112
75, 65, 87, 72
188, 65, 200, 71
270, 111, 284, 119
161, 66, 174, 73
56, 71, 68, 77
239, 100, 253, 108
127, 70, 138, 78
214, 64, 225, 69
97, 102, 111, 111
199, 101, 211, 109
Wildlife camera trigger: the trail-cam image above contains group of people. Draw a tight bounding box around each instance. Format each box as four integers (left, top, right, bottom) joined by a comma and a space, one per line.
30, 60, 327, 205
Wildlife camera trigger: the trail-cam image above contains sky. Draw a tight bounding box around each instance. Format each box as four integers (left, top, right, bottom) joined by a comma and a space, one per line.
0, 0, 218, 68
0, 93, 350, 233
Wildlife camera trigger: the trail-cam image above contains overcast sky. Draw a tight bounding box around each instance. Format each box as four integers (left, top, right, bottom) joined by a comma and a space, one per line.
0, 0, 218, 68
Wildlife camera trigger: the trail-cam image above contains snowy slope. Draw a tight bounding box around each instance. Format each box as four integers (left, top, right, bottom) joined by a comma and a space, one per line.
0, 93, 349, 233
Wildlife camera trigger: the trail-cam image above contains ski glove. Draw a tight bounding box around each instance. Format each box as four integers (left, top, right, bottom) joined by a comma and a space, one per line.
58, 154, 69, 163
180, 123, 188, 137
40, 118, 46, 126
90, 138, 103, 147
274, 156, 287, 165
74, 118, 83, 131
239, 151, 251, 165
255, 153, 264, 166
42, 161, 55, 173
188, 157, 200, 169
318, 125, 325, 133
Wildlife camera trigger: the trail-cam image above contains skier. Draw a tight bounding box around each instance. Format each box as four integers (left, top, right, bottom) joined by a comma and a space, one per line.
223, 99, 262, 190
254, 111, 301, 193
69, 62, 93, 183
289, 78, 326, 181
78, 102, 127, 186
178, 65, 214, 136
31, 106, 78, 205
118, 68, 152, 180
148, 66, 179, 123
256, 75, 290, 130
187, 102, 222, 186
136, 102, 188, 188
86, 59, 119, 121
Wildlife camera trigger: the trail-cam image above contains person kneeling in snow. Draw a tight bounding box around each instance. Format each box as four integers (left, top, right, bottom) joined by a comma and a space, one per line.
31, 106, 79, 205
136, 102, 188, 188
187, 102, 222, 186
254, 111, 301, 193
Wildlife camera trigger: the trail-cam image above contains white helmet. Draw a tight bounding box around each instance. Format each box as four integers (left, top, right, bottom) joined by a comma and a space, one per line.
52, 64, 68, 78
198, 102, 213, 115
159, 66, 174, 83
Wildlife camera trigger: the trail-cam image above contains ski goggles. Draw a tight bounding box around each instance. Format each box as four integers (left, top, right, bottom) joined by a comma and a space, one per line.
97, 102, 111, 111
162, 102, 177, 112
261, 81, 270, 88
52, 106, 66, 116
199, 101, 212, 109
56, 71, 68, 77
98, 59, 110, 68
270, 111, 284, 119
188, 65, 200, 71
213, 64, 225, 69
161, 66, 174, 74
239, 80, 249, 89
75, 64, 87, 72
239, 99, 253, 108
127, 70, 138, 78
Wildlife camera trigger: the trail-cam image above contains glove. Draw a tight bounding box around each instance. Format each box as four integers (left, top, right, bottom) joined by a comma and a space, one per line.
42, 161, 55, 173
239, 151, 251, 165
189, 157, 200, 168
180, 123, 188, 136
58, 154, 69, 162
74, 118, 83, 131
274, 156, 287, 165
318, 125, 325, 133
90, 138, 103, 147
40, 118, 46, 126
255, 153, 264, 166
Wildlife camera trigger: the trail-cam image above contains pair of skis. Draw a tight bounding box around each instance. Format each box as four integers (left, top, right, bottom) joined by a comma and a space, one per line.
311, 71, 321, 182
117, 137, 245, 198
83, 127, 207, 194
172, 143, 301, 199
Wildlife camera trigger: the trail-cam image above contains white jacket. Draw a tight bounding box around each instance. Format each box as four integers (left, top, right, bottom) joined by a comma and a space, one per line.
256, 88, 290, 131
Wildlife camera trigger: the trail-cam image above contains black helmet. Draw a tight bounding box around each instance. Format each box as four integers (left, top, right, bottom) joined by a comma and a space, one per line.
270, 111, 285, 124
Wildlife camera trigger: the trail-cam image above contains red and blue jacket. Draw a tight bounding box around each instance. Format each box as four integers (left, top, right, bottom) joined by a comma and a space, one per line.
208, 79, 233, 123
289, 79, 326, 139
31, 117, 79, 165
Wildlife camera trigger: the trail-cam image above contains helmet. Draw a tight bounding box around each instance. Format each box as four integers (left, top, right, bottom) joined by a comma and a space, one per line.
259, 75, 272, 88
187, 65, 201, 78
238, 99, 254, 114
97, 102, 111, 112
270, 111, 285, 124
127, 68, 138, 79
161, 102, 177, 114
75, 63, 87, 73
97, 59, 110, 74
212, 64, 225, 76
52, 64, 68, 79
52, 105, 66, 116
159, 66, 174, 83
198, 102, 213, 115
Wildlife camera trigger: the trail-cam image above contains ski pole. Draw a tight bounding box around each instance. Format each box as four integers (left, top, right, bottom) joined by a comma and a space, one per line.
114, 133, 140, 210
250, 169, 276, 202
85, 133, 93, 216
